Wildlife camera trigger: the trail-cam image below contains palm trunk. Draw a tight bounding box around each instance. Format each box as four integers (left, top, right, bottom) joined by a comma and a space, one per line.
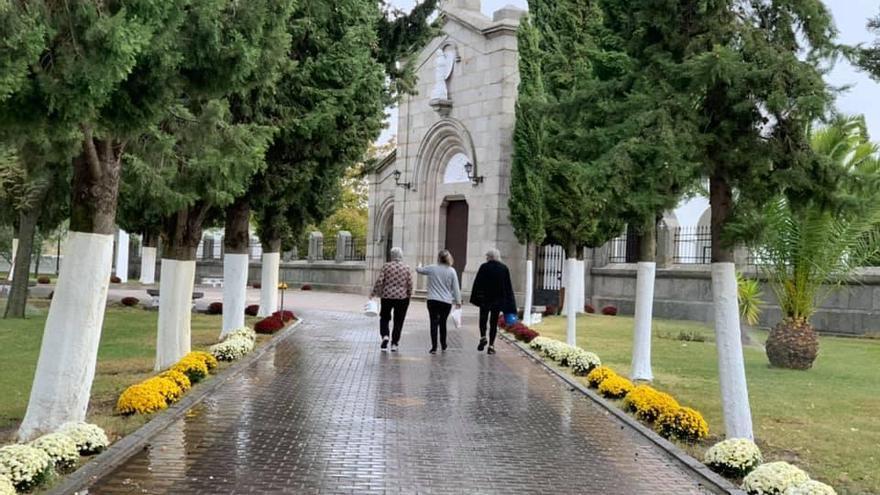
709, 174, 753, 440
221, 197, 250, 337
4, 208, 40, 318
631, 216, 657, 381
18, 137, 120, 441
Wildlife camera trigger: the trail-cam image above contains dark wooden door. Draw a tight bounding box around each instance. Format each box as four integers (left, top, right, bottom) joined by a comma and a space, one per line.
444, 200, 469, 285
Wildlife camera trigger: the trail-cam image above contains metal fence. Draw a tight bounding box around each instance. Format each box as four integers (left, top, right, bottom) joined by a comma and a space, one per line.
673, 226, 712, 264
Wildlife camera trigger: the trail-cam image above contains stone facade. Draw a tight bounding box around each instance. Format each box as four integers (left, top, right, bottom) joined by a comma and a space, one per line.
366, 1, 527, 298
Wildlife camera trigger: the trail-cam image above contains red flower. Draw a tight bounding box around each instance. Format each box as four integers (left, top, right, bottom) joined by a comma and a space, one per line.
245, 304, 259, 316
601, 305, 618, 316
206, 302, 223, 315
272, 310, 296, 322
255, 316, 285, 334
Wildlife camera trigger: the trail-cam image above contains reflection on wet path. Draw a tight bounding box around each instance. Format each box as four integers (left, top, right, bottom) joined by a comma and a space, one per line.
87, 310, 717, 494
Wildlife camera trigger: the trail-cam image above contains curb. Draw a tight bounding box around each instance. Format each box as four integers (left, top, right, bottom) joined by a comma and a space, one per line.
498, 332, 745, 495
51, 319, 305, 495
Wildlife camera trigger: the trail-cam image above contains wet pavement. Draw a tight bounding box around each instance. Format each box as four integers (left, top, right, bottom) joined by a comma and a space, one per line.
85, 309, 720, 494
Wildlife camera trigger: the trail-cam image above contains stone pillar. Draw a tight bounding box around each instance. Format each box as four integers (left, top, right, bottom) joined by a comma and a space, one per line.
657, 224, 674, 269
115, 229, 129, 283
336, 231, 352, 263
308, 232, 323, 262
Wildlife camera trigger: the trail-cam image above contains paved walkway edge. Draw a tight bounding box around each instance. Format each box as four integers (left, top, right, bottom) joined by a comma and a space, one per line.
498, 332, 745, 495
51, 319, 305, 495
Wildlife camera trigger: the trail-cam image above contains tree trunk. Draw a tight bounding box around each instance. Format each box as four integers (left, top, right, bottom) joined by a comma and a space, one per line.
709, 174, 754, 439
258, 237, 281, 317
139, 231, 159, 284
564, 242, 578, 346
156, 206, 205, 370
523, 241, 534, 325
33, 233, 42, 279
631, 216, 657, 382
114, 229, 129, 283
18, 138, 120, 441
4, 208, 39, 318
6, 221, 18, 281
222, 197, 250, 337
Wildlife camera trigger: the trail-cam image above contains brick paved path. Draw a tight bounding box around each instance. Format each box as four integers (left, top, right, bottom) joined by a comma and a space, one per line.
86, 309, 721, 494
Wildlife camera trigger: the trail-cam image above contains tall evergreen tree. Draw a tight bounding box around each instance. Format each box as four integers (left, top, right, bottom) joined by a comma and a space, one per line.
856, 9, 880, 79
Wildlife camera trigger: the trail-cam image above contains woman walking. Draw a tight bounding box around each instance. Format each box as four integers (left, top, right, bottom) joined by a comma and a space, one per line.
370, 247, 412, 352
470, 248, 516, 355
416, 249, 461, 354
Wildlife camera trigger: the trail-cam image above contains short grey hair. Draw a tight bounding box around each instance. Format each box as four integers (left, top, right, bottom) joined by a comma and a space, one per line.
389, 247, 403, 261
486, 248, 501, 261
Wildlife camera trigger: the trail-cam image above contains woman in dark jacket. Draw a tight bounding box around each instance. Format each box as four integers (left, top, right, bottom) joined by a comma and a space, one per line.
469, 248, 517, 355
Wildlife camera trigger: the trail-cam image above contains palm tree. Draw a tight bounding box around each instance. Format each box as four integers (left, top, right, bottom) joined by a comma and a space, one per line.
747, 117, 880, 369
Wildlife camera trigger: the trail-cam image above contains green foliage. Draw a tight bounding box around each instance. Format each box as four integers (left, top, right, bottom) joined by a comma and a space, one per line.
377, 0, 440, 99
856, 9, 880, 80
736, 274, 764, 327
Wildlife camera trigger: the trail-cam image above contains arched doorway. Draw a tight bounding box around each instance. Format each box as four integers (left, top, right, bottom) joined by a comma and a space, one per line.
443, 199, 468, 284
383, 211, 394, 262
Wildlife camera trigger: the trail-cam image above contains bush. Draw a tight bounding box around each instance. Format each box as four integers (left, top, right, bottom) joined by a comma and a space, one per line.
543, 304, 558, 316
59, 423, 108, 455
585, 304, 595, 314
0, 444, 52, 492
206, 301, 223, 315
116, 381, 170, 415
210, 334, 255, 361
301, 284, 312, 290
586, 366, 616, 388
110, 275, 121, 284
252, 282, 261, 289
569, 350, 601, 376
529, 336, 553, 352
741, 462, 810, 495
704, 438, 763, 479
272, 310, 296, 322
245, 304, 259, 316
171, 355, 209, 384
144, 376, 184, 403
601, 305, 618, 316
516, 327, 539, 343
187, 351, 219, 371
37, 276, 51, 284
29, 433, 79, 473
598, 375, 634, 399
0, 475, 15, 495
622, 385, 679, 423
121, 296, 140, 307
255, 316, 285, 334
655, 407, 709, 443
784, 480, 837, 495
158, 370, 192, 393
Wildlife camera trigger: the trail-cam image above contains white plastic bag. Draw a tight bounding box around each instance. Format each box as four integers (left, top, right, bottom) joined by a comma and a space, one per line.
364, 299, 379, 317
451, 307, 462, 329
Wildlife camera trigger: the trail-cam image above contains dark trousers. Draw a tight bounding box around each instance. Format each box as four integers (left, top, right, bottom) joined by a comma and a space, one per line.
427, 300, 452, 350
479, 307, 501, 345
380, 298, 410, 345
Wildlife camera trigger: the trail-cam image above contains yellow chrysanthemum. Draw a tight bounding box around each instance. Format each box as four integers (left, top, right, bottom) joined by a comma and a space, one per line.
172, 356, 209, 383
116, 382, 168, 415
586, 366, 617, 388
159, 370, 192, 393
623, 385, 680, 423
598, 375, 634, 399
186, 351, 219, 372
142, 376, 183, 403
655, 406, 709, 443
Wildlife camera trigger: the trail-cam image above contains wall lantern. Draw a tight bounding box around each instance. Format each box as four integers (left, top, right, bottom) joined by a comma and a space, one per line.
392, 170, 412, 190
464, 161, 484, 185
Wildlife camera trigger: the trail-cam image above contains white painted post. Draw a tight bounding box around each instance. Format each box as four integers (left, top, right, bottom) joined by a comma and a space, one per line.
115, 229, 129, 283
17, 232, 113, 441
7, 238, 18, 281
630, 261, 656, 381
140, 247, 157, 284
258, 252, 280, 317
221, 253, 249, 337
711, 262, 754, 439
565, 257, 578, 346
155, 259, 195, 371
523, 259, 534, 325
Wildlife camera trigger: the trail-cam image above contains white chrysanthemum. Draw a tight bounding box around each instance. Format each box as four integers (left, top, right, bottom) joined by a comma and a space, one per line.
529, 336, 553, 351
210, 334, 254, 361
570, 350, 602, 375
59, 422, 109, 455
704, 438, 763, 478
0, 444, 52, 491
30, 432, 79, 471
0, 474, 16, 495
225, 326, 256, 343
742, 462, 810, 495
784, 480, 837, 495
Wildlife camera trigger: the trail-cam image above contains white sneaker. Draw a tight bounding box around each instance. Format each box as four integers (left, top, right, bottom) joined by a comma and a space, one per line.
390, 344, 399, 352
381, 337, 390, 350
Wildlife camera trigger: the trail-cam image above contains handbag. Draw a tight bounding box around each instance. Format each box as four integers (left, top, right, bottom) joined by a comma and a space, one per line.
451, 307, 462, 328
364, 299, 379, 317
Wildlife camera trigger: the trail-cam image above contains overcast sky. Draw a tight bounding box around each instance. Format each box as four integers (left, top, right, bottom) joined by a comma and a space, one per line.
381, 0, 880, 144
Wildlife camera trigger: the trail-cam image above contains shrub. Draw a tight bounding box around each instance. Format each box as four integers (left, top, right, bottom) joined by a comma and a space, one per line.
110, 275, 121, 283
623, 386, 680, 423
301, 284, 312, 290
569, 350, 601, 375
225, 326, 257, 343
117, 381, 170, 415
542, 340, 578, 365
529, 336, 553, 352
598, 375, 634, 399
30, 433, 79, 473
704, 438, 763, 479
0, 444, 52, 492
120, 296, 140, 307
272, 310, 296, 322
741, 462, 810, 495
59, 423, 109, 455
586, 366, 616, 388
252, 282, 262, 289
210, 335, 254, 361
158, 370, 192, 393
507, 322, 528, 338
516, 327, 539, 343
784, 480, 837, 495
601, 305, 618, 316
144, 376, 184, 403
655, 407, 709, 443
0, 475, 14, 495
245, 304, 259, 316
206, 302, 223, 315
187, 351, 219, 371
255, 316, 285, 334
543, 304, 558, 316
585, 304, 595, 314
37, 275, 51, 284
171, 355, 209, 383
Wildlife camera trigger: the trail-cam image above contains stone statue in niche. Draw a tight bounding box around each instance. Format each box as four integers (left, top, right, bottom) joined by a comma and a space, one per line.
431, 47, 455, 101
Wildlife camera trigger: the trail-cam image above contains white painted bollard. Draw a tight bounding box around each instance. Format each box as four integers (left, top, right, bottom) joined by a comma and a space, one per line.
565, 257, 578, 346
523, 259, 534, 325
140, 246, 157, 284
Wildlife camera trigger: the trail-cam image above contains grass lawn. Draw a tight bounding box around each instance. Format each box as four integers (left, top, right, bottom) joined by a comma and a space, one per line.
0, 300, 262, 445
531, 314, 880, 495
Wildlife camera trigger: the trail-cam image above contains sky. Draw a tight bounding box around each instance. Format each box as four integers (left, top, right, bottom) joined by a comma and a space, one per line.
382, 0, 880, 144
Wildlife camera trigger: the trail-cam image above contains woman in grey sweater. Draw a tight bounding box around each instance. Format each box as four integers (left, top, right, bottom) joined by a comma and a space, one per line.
416, 250, 461, 354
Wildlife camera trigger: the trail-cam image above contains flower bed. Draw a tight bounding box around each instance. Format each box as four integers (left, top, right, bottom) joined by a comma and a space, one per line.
117, 352, 218, 415
255, 316, 285, 334
272, 310, 296, 322
210, 327, 256, 361
30, 433, 79, 473
601, 305, 618, 316
36, 276, 50, 285
0, 445, 52, 492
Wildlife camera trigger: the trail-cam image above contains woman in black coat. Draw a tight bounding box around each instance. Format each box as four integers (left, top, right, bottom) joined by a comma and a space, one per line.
469, 248, 517, 355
